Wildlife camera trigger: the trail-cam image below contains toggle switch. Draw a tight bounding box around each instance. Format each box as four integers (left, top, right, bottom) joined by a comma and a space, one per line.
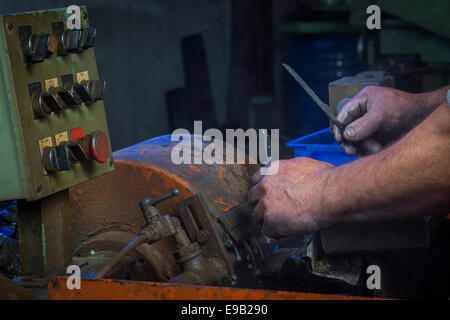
67, 142, 90, 163
31, 91, 64, 119
41, 145, 72, 172
41, 140, 91, 173
50, 86, 82, 108
62, 29, 82, 52
40, 92, 64, 113
81, 79, 106, 101
31, 91, 51, 119
72, 82, 95, 104
81, 27, 96, 48
21, 33, 51, 62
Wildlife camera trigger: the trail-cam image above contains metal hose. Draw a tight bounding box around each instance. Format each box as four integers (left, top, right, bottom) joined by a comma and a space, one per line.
95, 233, 147, 279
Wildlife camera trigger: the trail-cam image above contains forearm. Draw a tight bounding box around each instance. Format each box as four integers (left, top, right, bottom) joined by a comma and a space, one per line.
320, 102, 450, 226
411, 85, 450, 118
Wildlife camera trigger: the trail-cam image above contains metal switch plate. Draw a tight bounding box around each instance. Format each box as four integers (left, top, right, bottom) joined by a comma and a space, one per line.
0, 7, 114, 201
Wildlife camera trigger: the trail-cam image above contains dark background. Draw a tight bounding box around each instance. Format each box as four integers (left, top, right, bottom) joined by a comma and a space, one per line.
1, 0, 449, 153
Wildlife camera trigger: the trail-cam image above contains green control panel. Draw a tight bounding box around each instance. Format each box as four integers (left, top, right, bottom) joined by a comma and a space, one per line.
0, 7, 114, 201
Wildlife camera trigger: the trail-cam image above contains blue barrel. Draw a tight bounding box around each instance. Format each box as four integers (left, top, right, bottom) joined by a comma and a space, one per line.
285, 34, 365, 138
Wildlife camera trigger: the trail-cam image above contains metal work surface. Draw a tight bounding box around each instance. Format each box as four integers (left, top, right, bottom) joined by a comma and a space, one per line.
48, 277, 369, 300
0, 7, 114, 201
328, 71, 394, 116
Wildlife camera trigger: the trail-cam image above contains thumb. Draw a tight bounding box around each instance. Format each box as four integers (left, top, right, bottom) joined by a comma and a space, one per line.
343, 111, 382, 142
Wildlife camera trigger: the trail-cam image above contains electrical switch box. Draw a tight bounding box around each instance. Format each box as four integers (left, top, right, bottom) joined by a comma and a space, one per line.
0, 7, 114, 201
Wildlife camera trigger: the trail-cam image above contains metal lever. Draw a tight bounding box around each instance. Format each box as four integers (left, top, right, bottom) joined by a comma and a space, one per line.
82, 79, 106, 101
96, 189, 181, 279
21, 33, 51, 62
150, 189, 179, 206
62, 29, 82, 52
139, 189, 179, 223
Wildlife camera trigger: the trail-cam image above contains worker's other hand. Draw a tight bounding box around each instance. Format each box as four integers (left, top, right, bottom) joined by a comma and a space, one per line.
333, 86, 419, 156
248, 157, 334, 238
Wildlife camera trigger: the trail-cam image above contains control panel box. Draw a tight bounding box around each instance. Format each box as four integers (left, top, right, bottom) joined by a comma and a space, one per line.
0, 7, 114, 201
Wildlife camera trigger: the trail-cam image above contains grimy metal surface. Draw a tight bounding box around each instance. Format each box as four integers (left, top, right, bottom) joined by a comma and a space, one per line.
328, 71, 394, 116
69, 135, 258, 282
48, 277, 370, 300
0, 273, 35, 299
0, 7, 114, 201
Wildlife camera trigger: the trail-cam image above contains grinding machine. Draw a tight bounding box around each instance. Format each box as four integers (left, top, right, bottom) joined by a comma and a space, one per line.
0, 6, 448, 300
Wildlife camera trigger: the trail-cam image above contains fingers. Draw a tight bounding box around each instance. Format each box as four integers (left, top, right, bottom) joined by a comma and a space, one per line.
340, 142, 358, 156
337, 95, 367, 126
251, 169, 263, 185
333, 124, 343, 143
340, 138, 383, 157
343, 111, 382, 142
334, 94, 368, 143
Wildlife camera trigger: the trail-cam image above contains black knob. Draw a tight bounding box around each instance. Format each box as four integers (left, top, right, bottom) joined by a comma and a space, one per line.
42, 145, 72, 172
40, 92, 64, 113
52, 86, 82, 108
62, 29, 82, 52
81, 28, 96, 48
70, 83, 95, 104
66, 142, 90, 163
21, 33, 50, 62
82, 79, 106, 101
31, 91, 64, 119
41, 141, 91, 172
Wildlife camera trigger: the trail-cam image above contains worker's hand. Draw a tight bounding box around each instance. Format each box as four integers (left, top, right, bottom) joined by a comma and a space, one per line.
333, 86, 420, 156
248, 157, 334, 238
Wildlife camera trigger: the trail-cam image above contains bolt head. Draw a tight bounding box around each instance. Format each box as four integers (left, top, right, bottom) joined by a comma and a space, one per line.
196, 230, 209, 244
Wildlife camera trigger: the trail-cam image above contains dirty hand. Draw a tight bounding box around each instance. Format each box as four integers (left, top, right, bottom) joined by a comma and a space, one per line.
248, 157, 334, 238
334, 86, 420, 156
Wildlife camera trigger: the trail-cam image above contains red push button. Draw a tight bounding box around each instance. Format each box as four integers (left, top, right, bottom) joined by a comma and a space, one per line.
89, 131, 109, 163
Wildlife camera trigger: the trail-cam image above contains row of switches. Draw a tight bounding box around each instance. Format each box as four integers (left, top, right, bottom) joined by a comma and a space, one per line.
42, 131, 110, 172
32, 79, 105, 119
21, 27, 96, 63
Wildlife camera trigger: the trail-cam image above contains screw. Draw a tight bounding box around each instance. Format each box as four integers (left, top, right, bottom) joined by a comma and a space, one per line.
196, 230, 209, 244
82, 12, 88, 20
36, 184, 42, 192
7, 22, 13, 30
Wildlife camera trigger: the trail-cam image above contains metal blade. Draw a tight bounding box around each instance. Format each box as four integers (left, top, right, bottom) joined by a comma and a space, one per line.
282, 63, 344, 131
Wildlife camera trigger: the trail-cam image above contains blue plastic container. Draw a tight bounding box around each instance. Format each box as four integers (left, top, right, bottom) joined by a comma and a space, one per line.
286, 128, 358, 166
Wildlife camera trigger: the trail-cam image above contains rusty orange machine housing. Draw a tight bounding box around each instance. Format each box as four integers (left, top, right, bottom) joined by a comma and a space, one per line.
68, 135, 267, 286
